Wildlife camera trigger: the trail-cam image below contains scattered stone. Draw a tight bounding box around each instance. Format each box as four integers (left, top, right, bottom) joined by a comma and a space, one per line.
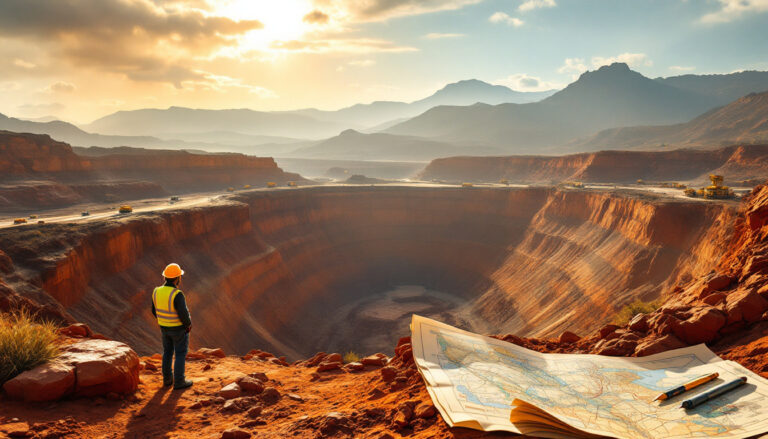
59, 339, 141, 397
246, 406, 263, 418
8, 429, 33, 438
628, 314, 649, 333
598, 324, 620, 339
286, 393, 303, 402
380, 366, 397, 382
558, 331, 581, 344
249, 372, 268, 382
361, 353, 388, 367
202, 364, 212, 371
58, 323, 92, 338
325, 353, 343, 363
393, 404, 414, 428
345, 362, 365, 371
221, 428, 251, 439
219, 383, 242, 400
317, 361, 342, 372
415, 404, 436, 419
198, 348, 225, 358
236, 376, 264, 393
260, 387, 280, 405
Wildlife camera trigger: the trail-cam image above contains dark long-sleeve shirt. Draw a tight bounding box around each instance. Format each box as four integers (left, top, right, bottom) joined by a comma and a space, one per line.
151, 281, 192, 329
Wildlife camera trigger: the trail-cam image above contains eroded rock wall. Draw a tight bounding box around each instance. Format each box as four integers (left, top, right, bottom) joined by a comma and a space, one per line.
420, 145, 768, 184
0, 187, 737, 358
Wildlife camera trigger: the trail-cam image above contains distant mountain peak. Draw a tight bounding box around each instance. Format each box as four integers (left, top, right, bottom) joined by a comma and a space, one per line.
340, 128, 361, 136
597, 62, 631, 72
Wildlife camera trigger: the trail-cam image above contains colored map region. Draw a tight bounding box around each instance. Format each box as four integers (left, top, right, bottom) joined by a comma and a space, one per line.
412, 315, 768, 438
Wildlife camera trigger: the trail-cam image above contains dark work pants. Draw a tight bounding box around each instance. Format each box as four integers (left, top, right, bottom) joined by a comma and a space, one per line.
160, 326, 188, 385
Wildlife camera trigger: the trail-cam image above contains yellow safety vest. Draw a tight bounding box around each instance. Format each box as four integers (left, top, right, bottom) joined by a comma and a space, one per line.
153, 286, 182, 327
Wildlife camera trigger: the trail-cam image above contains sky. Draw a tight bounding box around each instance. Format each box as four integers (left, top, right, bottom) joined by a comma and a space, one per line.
0, 0, 767, 124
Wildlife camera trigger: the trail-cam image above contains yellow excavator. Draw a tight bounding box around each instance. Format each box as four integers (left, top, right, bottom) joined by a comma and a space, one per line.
685, 175, 734, 199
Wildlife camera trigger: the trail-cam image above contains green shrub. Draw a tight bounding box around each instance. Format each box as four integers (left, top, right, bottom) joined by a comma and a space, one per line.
613, 299, 662, 326
0, 310, 60, 384
343, 351, 360, 363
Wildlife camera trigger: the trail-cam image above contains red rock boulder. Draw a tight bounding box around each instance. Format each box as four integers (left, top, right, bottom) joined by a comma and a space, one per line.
672, 307, 726, 345
3, 339, 139, 401
2, 361, 75, 402
58, 339, 141, 397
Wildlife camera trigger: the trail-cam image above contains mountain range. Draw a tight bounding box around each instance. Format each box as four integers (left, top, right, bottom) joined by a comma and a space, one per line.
576, 90, 768, 151
4, 66, 768, 162
385, 63, 735, 152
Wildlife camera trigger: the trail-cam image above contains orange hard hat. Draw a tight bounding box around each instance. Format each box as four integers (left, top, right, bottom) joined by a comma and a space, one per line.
162, 263, 184, 278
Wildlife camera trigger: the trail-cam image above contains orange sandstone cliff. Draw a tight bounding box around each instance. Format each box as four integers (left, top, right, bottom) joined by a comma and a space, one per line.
420, 144, 768, 184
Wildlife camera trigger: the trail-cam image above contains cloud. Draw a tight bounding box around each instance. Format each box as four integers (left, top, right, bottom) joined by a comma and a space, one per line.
303, 10, 330, 24
670, 65, 696, 72
13, 58, 36, 69
0, 82, 21, 92
17, 102, 66, 116
313, 0, 484, 22
423, 32, 466, 39
591, 52, 652, 69
271, 38, 417, 54
558, 57, 588, 77
495, 73, 562, 91
0, 0, 263, 87
489, 12, 524, 26
518, 0, 556, 12
701, 0, 768, 23
45, 81, 76, 94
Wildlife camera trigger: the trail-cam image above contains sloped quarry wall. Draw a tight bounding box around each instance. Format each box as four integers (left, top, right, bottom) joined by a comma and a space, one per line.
0, 187, 736, 359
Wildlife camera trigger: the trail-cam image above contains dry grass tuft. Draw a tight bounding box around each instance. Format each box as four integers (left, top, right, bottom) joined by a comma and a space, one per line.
0, 310, 60, 384
343, 351, 360, 363
613, 299, 662, 326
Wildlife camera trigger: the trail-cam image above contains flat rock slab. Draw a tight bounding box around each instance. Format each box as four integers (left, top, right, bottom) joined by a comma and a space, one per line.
3, 339, 140, 402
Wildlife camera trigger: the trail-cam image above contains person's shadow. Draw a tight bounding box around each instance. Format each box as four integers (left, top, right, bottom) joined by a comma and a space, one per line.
122, 385, 187, 439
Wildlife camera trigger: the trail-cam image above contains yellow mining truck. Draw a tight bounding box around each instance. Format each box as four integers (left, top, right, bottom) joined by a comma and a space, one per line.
243, 184, 251, 189
702, 174, 734, 199
267, 182, 277, 188
287, 181, 297, 187
119, 205, 133, 214
684, 188, 697, 197
461, 182, 474, 188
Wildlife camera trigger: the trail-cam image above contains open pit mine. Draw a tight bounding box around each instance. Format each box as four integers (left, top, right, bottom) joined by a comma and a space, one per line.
0, 184, 739, 359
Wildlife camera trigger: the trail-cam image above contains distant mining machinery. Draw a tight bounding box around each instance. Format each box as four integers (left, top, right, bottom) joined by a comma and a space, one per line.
684, 174, 735, 199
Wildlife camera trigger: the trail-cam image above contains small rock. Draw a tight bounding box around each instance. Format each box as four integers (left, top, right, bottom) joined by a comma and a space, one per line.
381, 366, 397, 382
317, 361, 342, 372
727, 288, 768, 323
286, 393, 303, 402
393, 405, 413, 428
202, 364, 212, 371
58, 323, 92, 338
221, 428, 251, 439
361, 353, 388, 367
345, 362, 365, 371
219, 383, 242, 400
598, 324, 620, 339
628, 314, 649, 333
558, 331, 580, 344
8, 430, 32, 438
198, 348, 226, 358
415, 404, 436, 419
673, 307, 726, 345
249, 372, 268, 382
260, 387, 280, 405
325, 353, 343, 363
246, 406, 263, 418
236, 376, 264, 393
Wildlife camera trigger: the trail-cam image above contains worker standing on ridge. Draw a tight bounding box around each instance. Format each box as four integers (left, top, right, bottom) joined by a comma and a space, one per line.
151, 263, 193, 390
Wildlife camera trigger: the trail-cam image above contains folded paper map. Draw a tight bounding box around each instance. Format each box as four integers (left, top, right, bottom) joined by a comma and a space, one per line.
411, 314, 768, 438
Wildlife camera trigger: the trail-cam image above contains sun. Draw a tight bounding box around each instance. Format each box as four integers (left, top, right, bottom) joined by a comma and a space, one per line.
216, 0, 313, 50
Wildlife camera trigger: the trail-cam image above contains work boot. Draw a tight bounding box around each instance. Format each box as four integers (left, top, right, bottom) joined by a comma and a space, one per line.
174, 380, 193, 390
163, 376, 173, 387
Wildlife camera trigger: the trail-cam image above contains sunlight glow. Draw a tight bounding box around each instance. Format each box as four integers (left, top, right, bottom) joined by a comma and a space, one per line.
217, 0, 313, 50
